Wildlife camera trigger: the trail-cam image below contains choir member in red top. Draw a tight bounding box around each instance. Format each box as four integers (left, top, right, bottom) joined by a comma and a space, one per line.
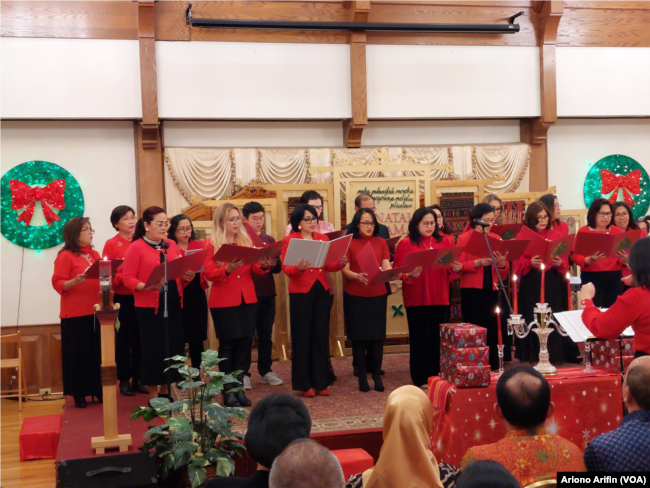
429, 203, 456, 323
540, 194, 569, 237
394, 207, 463, 387
581, 238, 650, 358
637, 216, 650, 235
342, 208, 391, 392
514, 201, 576, 364
282, 204, 346, 397
102, 205, 148, 397
203, 203, 270, 407
483, 194, 505, 226
122, 206, 192, 399
51, 217, 102, 408
457, 204, 509, 370
167, 214, 208, 371
573, 198, 625, 308
284, 190, 335, 237
612, 202, 647, 291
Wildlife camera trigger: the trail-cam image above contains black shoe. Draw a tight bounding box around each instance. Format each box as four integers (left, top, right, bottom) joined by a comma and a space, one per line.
235, 390, 252, 407
359, 373, 370, 393
74, 396, 87, 408
95, 394, 103, 403
132, 380, 150, 394
373, 373, 385, 392
380, 369, 385, 376
223, 391, 240, 407
353, 366, 360, 378
119, 380, 135, 396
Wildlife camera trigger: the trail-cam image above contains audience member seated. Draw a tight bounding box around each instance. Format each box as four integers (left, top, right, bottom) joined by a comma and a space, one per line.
346, 385, 454, 488
269, 438, 345, 488
584, 356, 650, 472
460, 366, 585, 486
456, 460, 521, 488
206, 393, 311, 488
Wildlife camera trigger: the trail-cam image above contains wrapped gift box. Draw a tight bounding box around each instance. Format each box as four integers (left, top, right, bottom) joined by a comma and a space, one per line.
594, 339, 633, 358
593, 355, 634, 373
441, 363, 491, 388
441, 343, 489, 367
440, 323, 487, 348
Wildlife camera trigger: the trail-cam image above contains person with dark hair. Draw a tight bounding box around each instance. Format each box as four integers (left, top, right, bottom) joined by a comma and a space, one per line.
394, 208, 462, 386
460, 366, 585, 485
102, 205, 149, 396
167, 214, 207, 371
269, 439, 345, 488
584, 355, 650, 472
455, 460, 520, 488
206, 393, 311, 487
52, 217, 102, 408
612, 202, 646, 291
342, 208, 391, 392
345, 193, 390, 238
242, 201, 284, 389
457, 204, 510, 370
427, 204, 454, 237
574, 198, 625, 307
284, 190, 335, 236
282, 204, 346, 397
581, 237, 650, 358
122, 206, 192, 400
539, 194, 568, 236
638, 216, 650, 234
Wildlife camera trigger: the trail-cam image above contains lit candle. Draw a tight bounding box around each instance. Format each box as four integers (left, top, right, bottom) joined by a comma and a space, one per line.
566, 272, 572, 311
496, 306, 503, 346
512, 274, 518, 314
540, 263, 546, 304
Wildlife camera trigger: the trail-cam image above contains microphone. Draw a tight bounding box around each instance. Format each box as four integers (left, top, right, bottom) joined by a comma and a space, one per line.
473, 219, 491, 228
161, 241, 170, 250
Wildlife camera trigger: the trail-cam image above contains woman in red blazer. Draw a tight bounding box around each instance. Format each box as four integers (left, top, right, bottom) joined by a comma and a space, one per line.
102, 205, 149, 397
457, 203, 509, 370
122, 206, 192, 400
612, 202, 647, 291
540, 194, 569, 237
429, 203, 457, 323
282, 204, 346, 397
394, 207, 462, 387
51, 217, 102, 408
203, 203, 270, 407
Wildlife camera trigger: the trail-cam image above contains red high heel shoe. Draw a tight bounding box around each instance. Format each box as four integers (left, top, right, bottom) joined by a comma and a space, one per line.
302, 388, 316, 398
317, 388, 330, 396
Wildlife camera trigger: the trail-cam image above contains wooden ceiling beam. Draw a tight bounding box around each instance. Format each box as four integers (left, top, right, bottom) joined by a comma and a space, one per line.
343, 3, 370, 147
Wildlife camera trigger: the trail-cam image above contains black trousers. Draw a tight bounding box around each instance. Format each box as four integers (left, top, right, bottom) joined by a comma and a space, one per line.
218, 337, 252, 382
580, 270, 623, 308
61, 315, 102, 398
352, 340, 383, 376
635, 350, 649, 358
249, 295, 276, 377
114, 294, 142, 382
405, 305, 446, 387
290, 280, 335, 391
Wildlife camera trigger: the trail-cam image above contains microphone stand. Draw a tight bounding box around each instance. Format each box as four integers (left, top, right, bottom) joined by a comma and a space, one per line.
480, 225, 513, 314
163, 246, 172, 398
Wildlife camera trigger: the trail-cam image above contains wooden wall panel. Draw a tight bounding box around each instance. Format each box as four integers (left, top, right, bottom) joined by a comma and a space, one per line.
134, 122, 165, 213
557, 7, 650, 47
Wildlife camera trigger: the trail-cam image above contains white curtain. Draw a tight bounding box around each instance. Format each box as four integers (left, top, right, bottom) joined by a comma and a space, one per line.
233, 148, 258, 185
403, 147, 454, 193
332, 148, 383, 200
308, 148, 332, 184
258, 149, 308, 185
165, 147, 233, 203
473, 144, 531, 193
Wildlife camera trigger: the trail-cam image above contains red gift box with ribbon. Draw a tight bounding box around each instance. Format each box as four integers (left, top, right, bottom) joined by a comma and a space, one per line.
441, 343, 490, 368
440, 323, 487, 348
594, 339, 633, 360
593, 354, 634, 373
441, 363, 491, 388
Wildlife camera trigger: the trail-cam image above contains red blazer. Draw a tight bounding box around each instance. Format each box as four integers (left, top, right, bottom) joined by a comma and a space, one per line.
122, 238, 184, 311
203, 240, 267, 308
549, 220, 569, 237
457, 230, 509, 290
180, 239, 208, 291
514, 227, 568, 277
52, 249, 101, 318
101, 234, 133, 295
582, 286, 650, 355
394, 235, 458, 307
622, 228, 646, 279
282, 232, 344, 294
344, 235, 390, 298
573, 225, 623, 272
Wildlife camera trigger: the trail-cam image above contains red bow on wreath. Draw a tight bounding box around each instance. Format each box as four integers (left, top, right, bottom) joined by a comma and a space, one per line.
9, 179, 66, 226
600, 169, 642, 207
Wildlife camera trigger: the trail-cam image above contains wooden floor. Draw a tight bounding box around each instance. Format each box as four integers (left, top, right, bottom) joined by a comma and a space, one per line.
1, 397, 64, 488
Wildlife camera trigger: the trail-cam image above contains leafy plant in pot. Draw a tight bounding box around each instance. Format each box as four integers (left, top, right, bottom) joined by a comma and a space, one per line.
131, 350, 248, 488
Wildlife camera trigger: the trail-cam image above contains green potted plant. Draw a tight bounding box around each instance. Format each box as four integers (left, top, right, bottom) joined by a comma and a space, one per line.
132, 350, 248, 488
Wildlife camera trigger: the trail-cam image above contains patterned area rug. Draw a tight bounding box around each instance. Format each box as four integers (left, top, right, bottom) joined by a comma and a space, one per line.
172, 353, 413, 434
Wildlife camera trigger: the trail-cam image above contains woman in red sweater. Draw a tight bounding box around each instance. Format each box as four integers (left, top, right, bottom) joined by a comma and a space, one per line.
612, 202, 647, 292
203, 203, 270, 407
582, 237, 650, 358
539, 193, 569, 237
457, 204, 509, 370
574, 198, 625, 308
394, 207, 462, 387
51, 217, 102, 408
429, 203, 456, 323
282, 204, 346, 397
342, 208, 391, 392
122, 206, 192, 400
102, 205, 149, 397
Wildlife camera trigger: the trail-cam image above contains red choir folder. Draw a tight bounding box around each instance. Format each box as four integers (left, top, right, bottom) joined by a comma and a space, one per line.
212, 241, 285, 266
402, 246, 464, 270
491, 224, 524, 241
84, 259, 123, 279
574, 229, 640, 257
519, 226, 575, 265
323, 234, 354, 267
144, 248, 211, 288
324, 229, 349, 241
357, 242, 413, 285
245, 223, 265, 248
465, 231, 530, 261
385, 236, 401, 254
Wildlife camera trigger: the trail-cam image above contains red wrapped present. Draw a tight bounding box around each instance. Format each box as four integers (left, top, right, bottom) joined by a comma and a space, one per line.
594, 355, 634, 373
594, 339, 633, 358
440, 323, 487, 348
441, 343, 489, 367
441, 363, 491, 388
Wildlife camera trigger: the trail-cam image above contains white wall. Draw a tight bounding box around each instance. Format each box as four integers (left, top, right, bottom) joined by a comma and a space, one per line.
548, 119, 650, 212
1, 121, 138, 326
1, 38, 142, 119
366, 45, 541, 118
557, 47, 650, 117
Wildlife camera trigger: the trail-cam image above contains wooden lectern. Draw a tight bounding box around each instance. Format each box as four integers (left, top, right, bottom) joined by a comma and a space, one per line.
91, 260, 132, 454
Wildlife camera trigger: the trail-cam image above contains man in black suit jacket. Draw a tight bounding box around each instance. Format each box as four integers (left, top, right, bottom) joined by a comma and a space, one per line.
343, 193, 390, 238
206, 394, 311, 488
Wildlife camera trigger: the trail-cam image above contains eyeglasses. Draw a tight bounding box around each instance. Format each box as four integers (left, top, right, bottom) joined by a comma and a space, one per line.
359, 221, 376, 227
250, 216, 266, 223
554, 203, 562, 209
614, 213, 628, 219
491, 206, 502, 212
434, 215, 443, 220
302, 217, 318, 224
537, 216, 549, 222
153, 221, 170, 229
420, 221, 437, 228
312, 205, 323, 212
177, 227, 193, 234
482, 218, 496, 224
598, 212, 612, 218
226, 217, 242, 223
81, 227, 95, 233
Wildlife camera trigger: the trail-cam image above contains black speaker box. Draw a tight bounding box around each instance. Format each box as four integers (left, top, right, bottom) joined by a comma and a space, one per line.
57, 451, 158, 488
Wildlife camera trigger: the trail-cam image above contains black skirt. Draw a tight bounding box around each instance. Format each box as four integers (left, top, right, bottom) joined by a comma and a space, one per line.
182, 274, 208, 343
580, 270, 623, 308
135, 281, 184, 386
343, 292, 387, 341
211, 301, 257, 341
60, 315, 102, 397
